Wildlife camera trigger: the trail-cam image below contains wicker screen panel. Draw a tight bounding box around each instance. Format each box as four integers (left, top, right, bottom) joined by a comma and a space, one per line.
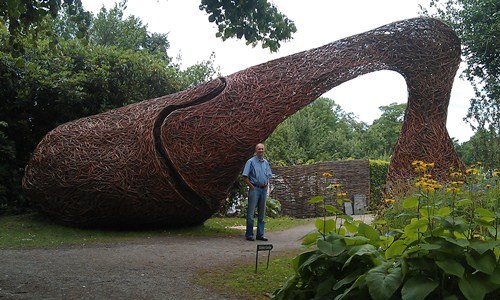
23, 18, 463, 228
270, 160, 370, 218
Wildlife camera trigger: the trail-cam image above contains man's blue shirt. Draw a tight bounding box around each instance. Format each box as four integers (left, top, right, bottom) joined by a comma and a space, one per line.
242, 156, 272, 186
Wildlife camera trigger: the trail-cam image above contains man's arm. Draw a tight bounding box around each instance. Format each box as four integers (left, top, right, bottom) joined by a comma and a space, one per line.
243, 176, 254, 189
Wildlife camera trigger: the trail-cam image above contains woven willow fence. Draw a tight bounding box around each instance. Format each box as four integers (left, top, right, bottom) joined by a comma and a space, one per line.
270, 160, 370, 219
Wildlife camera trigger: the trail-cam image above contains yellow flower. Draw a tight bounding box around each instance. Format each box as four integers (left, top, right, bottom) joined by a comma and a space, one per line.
384, 198, 396, 203
412, 160, 424, 166
422, 186, 435, 193
322, 172, 333, 178
465, 168, 479, 175
331, 183, 342, 189
336, 192, 347, 197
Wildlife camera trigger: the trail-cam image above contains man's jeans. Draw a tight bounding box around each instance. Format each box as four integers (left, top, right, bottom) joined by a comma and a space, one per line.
246, 187, 267, 239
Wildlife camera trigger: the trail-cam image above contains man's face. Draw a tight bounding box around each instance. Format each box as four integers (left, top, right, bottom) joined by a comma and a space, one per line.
256, 144, 265, 158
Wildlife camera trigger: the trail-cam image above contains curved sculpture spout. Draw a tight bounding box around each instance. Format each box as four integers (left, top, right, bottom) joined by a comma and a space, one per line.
23, 17, 463, 228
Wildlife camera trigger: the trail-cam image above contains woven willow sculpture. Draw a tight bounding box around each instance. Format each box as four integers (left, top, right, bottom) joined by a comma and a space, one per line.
23, 18, 463, 228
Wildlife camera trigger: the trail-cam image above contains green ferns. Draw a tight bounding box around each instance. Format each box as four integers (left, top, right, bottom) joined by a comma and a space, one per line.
273, 162, 500, 300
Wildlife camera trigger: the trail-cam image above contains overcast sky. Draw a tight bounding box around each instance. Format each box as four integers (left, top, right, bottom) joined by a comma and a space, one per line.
82, 0, 475, 142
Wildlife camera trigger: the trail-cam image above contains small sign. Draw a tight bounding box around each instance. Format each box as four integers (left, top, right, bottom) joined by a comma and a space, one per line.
255, 243, 273, 273
257, 244, 273, 251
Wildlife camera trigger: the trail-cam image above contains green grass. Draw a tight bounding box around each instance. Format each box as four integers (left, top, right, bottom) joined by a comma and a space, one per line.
0, 213, 310, 249
194, 250, 302, 299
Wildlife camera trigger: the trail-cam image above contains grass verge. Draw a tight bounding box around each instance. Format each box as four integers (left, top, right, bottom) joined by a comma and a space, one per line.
0, 213, 310, 249
194, 250, 303, 300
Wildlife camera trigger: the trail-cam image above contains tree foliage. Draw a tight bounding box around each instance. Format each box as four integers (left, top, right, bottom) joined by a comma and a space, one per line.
199, 0, 296, 52
265, 98, 404, 165
427, 0, 500, 130
456, 128, 500, 168
265, 97, 364, 165
0, 3, 217, 213
362, 103, 406, 160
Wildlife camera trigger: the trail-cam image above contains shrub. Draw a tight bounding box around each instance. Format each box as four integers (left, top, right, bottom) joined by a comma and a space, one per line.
273, 161, 500, 300
369, 159, 389, 209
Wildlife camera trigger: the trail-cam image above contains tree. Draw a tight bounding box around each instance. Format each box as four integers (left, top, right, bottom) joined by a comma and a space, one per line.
0, 4, 217, 213
1, 0, 296, 52
265, 97, 365, 164
199, 0, 296, 52
89, 2, 169, 57
362, 103, 406, 160
426, 0, 500, 131
456, 129, 500, 168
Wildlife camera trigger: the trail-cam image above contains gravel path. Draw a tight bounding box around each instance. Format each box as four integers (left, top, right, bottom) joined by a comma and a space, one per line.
0, 215, 372, 300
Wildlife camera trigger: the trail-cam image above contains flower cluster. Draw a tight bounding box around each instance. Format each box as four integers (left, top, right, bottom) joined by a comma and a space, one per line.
412, 160, 434, 173
411, 161, 441, 193
321, 171, 349, 202
415, 174, 442, 193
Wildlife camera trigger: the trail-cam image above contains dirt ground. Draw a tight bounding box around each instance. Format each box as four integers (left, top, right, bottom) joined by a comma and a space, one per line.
0, 215, 373, 300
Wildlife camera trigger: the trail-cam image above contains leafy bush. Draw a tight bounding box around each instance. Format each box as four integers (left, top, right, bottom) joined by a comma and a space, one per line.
273, 162, 500, 300
369, 159, 389, 209
266, 197, 282, 218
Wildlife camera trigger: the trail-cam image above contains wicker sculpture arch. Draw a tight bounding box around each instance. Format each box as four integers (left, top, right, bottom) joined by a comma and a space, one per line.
23, 18, 464, 228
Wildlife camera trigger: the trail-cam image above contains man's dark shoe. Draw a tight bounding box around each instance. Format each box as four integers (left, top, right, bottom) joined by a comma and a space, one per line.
256, 237, 268, 241
246, 237, 255, 241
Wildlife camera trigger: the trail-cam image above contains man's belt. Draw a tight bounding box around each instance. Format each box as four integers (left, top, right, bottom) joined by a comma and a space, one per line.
253, 184, 267, 189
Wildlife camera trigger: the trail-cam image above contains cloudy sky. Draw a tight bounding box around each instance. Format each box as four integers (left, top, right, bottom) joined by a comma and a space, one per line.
82, 0, 475, 142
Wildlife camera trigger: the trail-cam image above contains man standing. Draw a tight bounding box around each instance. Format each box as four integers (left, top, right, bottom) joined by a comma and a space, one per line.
242, 143, 273, 241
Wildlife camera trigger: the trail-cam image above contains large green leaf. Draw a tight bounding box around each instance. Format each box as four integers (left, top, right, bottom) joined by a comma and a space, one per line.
318, 238, 346, 256
315, 276, 338, 299
357, 223, 380, 243
315, 218, 335, 234
343, 220, 359, 233
444, 236, 470, 248
418, 243, 441, 250
385, 239, 406, 259
475, 207, 495, 219
344, 244, 378, 269
404, 218, 428, 238
401, 276, 439, 300
488, 264, 500, 285
325, 204, 343, 215
301, 232, 320, 246
332, 271, 363, 290
466, 250, 496, 274
436, 258, 465, 278
459, 274, 487, 300
291, 250, 316, 271
435, 206, 452, 216
296, 251, 324, 273
343, 235, 370, 246
309, 195, 325, 203
403, 196, 419, 209
455, 198, 472, 207
365, 262, 403, 300
469, 239, 498, 255
334, 274, 366, 300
